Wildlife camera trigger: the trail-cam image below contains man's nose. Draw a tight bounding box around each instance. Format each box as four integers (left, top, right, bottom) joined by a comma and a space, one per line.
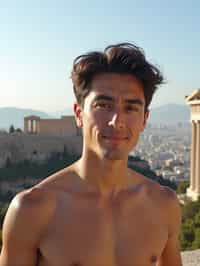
108, 112, 125, 129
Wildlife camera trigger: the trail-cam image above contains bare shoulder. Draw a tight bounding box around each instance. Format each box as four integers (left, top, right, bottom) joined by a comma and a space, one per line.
5, 163, 79, 219
2, 186, 56, 243
1, 165, 78, 264
11, 186, 56, 218
152, 181, 181, 214
130, 168, 179, 204
158, 185, 182, 234
142, 177, 182, 235
144, 176, 181, 212
2, 164, 76, 244
8, 163, 79, 217
129, 168, 181, 226
0, 187, 57, 264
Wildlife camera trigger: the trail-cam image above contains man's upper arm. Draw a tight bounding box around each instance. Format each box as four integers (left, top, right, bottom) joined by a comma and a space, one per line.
0, 188, 53, 266
157, 188, 183, 266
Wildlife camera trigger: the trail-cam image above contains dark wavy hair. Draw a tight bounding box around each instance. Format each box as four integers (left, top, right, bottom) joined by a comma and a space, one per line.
71, 43, 164, 111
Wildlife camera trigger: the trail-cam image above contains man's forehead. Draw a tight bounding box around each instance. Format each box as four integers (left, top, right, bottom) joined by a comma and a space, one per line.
89, 73, 145, 97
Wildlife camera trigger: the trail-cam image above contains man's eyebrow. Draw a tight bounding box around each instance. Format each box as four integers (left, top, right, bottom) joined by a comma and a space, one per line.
93, 95, 113, 102
125, 98, 144, 105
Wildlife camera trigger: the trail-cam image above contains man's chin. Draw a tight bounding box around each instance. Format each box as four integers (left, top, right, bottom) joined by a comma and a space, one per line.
100, 150, 127, 161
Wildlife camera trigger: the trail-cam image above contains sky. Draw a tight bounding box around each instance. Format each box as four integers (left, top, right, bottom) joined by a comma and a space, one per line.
0, 0, 200, 113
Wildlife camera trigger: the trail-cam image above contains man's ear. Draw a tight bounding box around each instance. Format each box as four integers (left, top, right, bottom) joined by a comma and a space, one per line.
141, 110, 149, 131
74, 103, 83, 128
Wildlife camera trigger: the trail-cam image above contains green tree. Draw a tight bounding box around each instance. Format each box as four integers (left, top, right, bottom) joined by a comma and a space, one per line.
182, 198, 200, 222
176, 181, 190, 194
0, 205, 8, 227
180, 219, 195, 250
0, 205, 8, 251
16, 128, 22, 133
9, 124, 15, 134
194, 210, 200, 228
192, 228, 200, 249
5, 157, 12, 168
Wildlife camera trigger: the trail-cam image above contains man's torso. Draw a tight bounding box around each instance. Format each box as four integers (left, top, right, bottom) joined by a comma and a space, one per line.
35, 169, 170, 266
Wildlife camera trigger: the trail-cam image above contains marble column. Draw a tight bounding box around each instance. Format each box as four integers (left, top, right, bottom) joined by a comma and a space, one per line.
32, 120, 36, 133
190, 121, 197, 191
195, 121, 200, 193
28, 120, 32, 133
31, 119, 34, 133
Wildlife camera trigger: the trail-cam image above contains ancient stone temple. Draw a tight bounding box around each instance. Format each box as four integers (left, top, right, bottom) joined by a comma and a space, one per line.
24, 115, 81, 137
186, 89, 200, 201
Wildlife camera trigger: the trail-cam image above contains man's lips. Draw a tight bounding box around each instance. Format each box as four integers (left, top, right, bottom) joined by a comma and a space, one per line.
102, 135, 128, 142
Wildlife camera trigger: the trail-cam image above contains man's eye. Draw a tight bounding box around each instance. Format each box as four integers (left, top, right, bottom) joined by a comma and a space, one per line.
126, 105, 139, 112
96, 103, 112, 109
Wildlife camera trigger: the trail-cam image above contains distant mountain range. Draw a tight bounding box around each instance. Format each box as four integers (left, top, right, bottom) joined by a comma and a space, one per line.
0, 107, 52, 130
149, 104, 190, 125
0, 104, 191, 130
49, 108, 74, 118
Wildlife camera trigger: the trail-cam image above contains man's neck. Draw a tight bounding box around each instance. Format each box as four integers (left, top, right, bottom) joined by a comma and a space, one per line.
75, 152, 130, 198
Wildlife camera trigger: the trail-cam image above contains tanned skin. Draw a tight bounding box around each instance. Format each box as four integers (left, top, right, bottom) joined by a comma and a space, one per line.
0, 73, 182, 266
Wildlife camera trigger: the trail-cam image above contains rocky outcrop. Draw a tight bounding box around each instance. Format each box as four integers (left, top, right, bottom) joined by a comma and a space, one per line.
181, 249, 200, 266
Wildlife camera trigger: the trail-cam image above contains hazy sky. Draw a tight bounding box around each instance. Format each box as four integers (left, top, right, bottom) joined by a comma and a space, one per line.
0, 0, 199, 113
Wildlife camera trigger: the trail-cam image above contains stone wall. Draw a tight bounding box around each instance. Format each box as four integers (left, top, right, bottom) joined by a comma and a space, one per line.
0, 134, 82, 168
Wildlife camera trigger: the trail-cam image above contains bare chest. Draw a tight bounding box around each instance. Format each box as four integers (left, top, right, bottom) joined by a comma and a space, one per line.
38, 195, 168, 266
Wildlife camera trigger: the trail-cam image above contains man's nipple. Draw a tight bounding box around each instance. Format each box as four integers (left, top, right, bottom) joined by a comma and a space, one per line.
150, 255, 157, 263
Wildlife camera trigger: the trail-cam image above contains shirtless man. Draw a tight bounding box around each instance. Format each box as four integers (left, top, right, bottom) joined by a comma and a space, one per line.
0, 43, 182, 266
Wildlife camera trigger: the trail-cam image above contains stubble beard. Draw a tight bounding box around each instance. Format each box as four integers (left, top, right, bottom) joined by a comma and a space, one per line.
100, 146, 128, 161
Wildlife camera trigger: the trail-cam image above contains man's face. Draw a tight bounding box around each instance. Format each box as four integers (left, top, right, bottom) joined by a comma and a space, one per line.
74, 73, 149, 160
